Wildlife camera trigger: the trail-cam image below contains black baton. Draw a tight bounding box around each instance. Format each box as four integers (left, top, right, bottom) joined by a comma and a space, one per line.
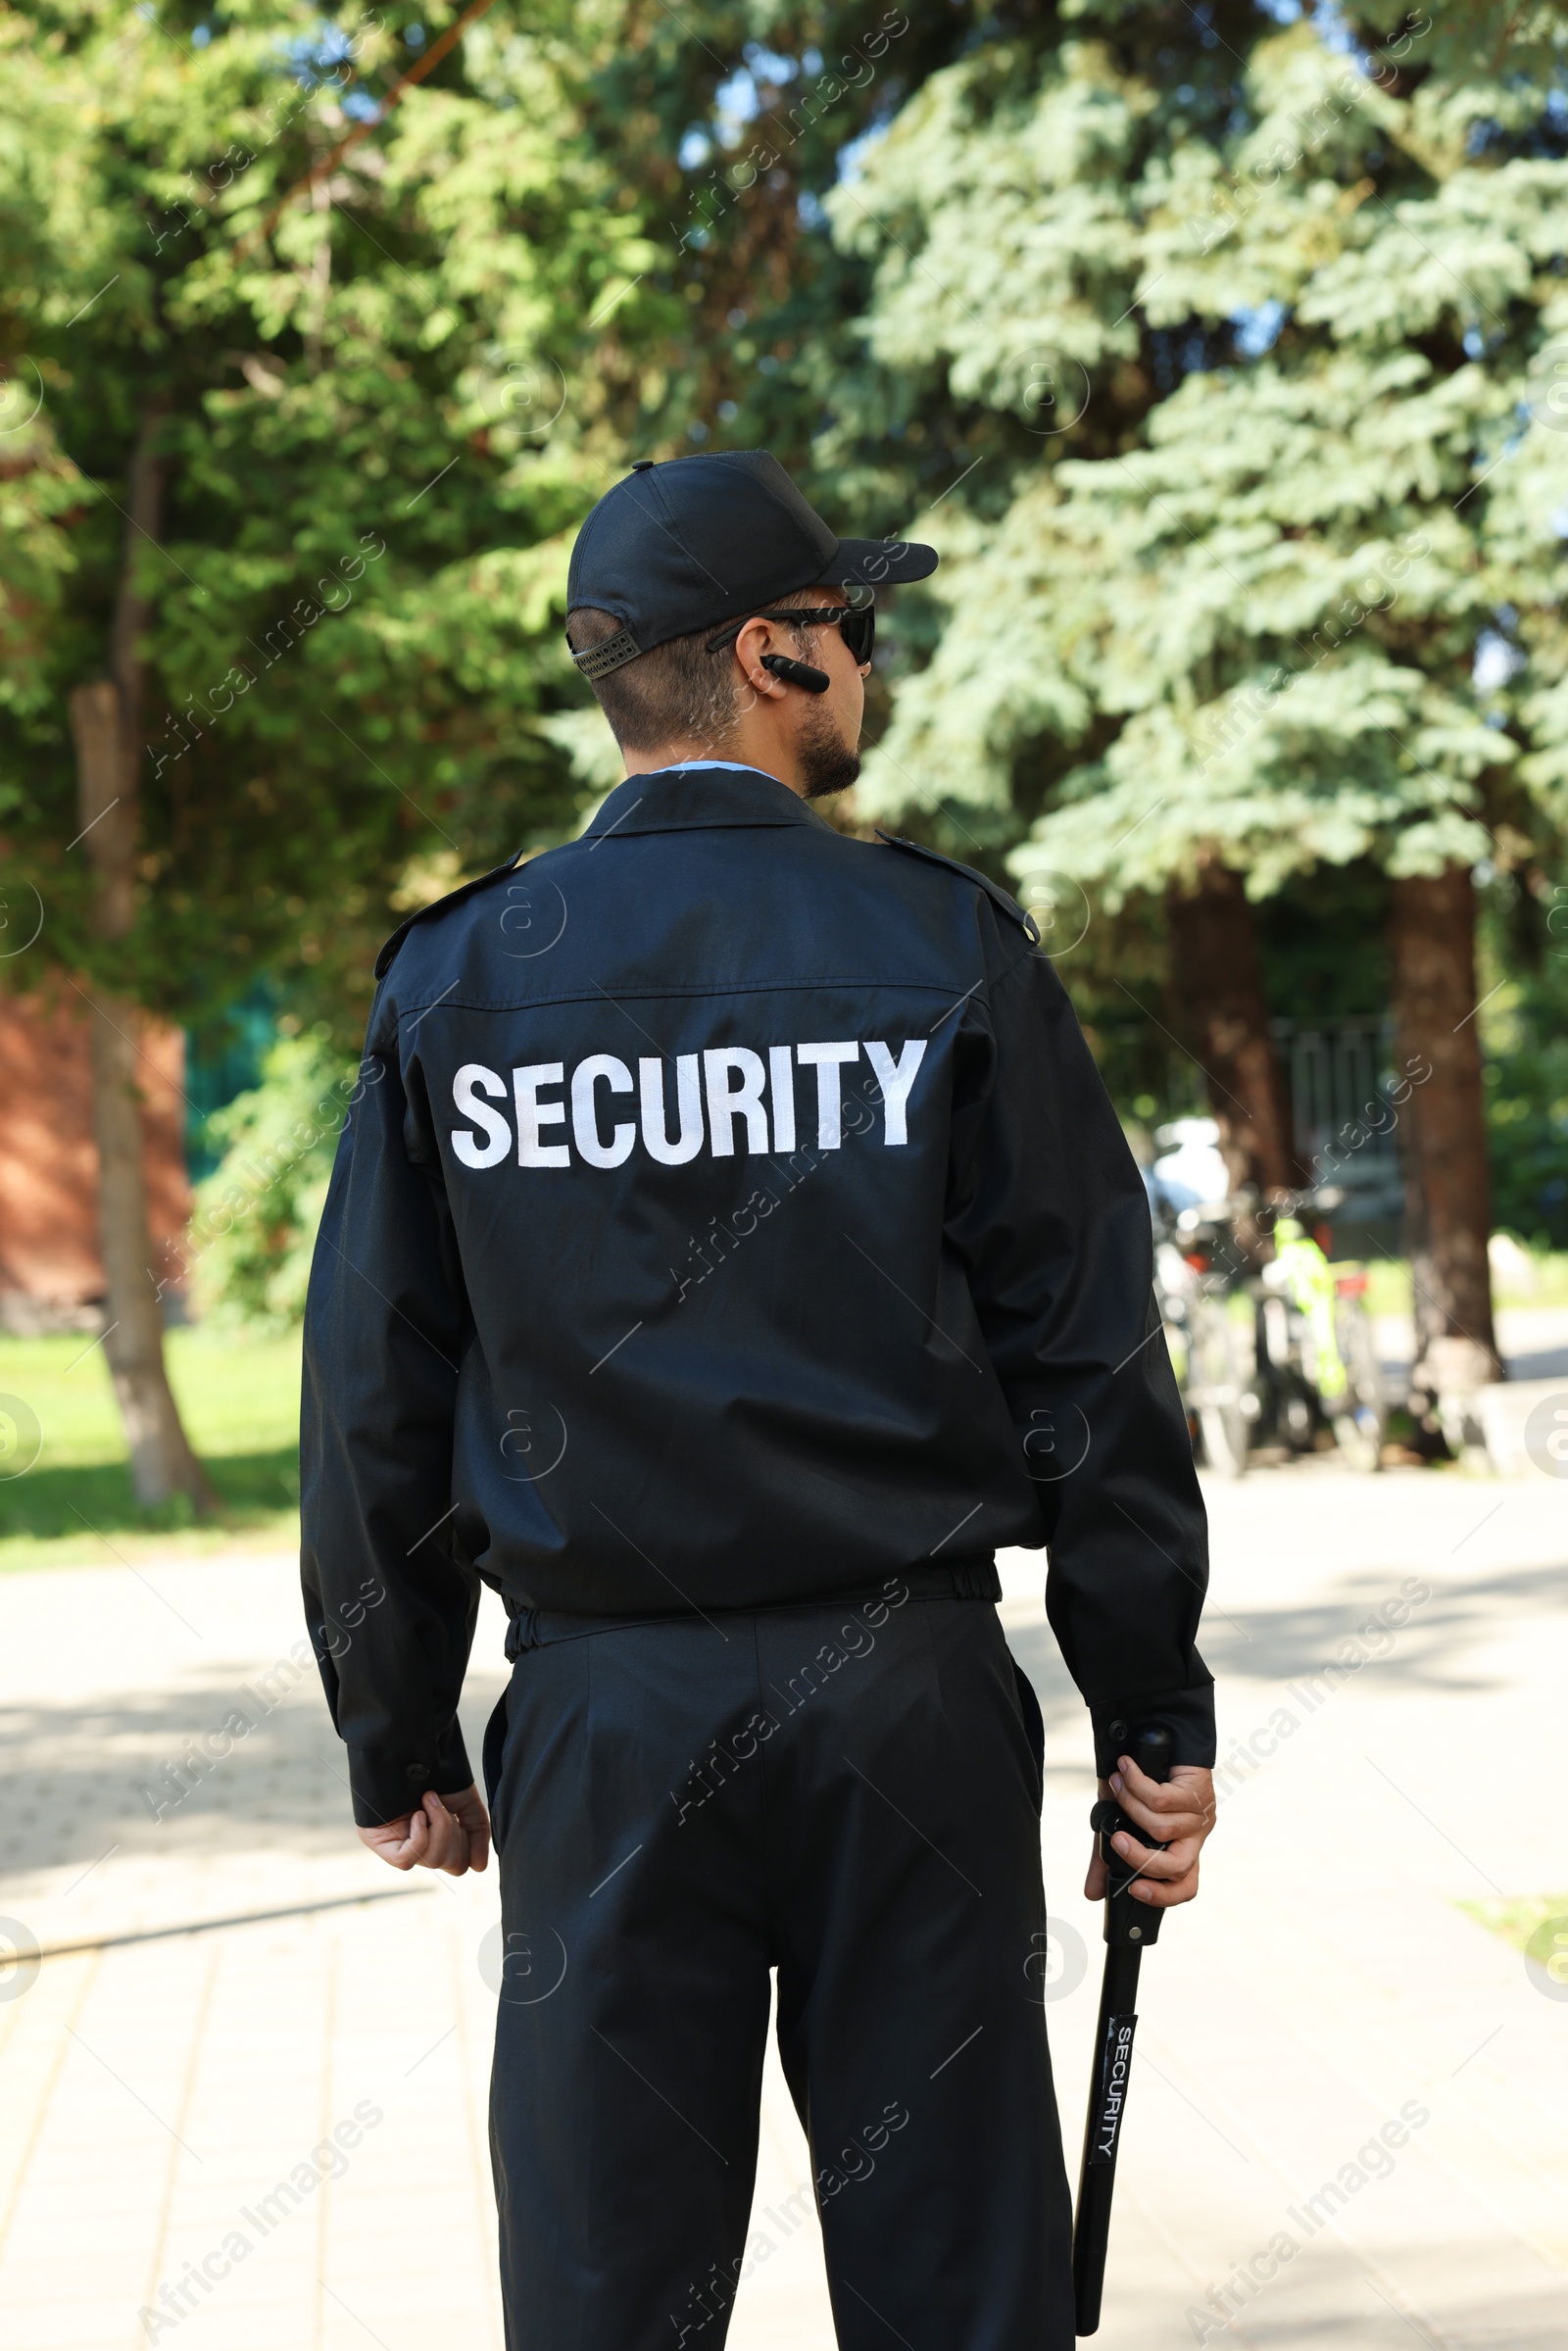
1071, 1723, 1173, 2336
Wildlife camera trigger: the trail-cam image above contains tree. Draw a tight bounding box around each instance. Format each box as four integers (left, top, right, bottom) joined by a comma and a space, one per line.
1390, 867, 1496, 1382
191, 1026, 351, 1330
824, 3, 1568, 1402
554, 0, 1024, 823
576, 2, 984, 494
812, 2, 1314, 1188
0, 0, 662, 1496
1479, 876, 1568, 1249
1167, 859, 1298, 1198
70, 421, 216, 1506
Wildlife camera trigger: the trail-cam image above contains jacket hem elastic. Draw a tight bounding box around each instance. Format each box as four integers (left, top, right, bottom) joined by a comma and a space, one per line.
500, 1558, 1003, 1660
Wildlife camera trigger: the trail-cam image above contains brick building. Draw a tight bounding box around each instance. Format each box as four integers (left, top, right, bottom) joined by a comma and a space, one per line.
0, 993, 190, 1333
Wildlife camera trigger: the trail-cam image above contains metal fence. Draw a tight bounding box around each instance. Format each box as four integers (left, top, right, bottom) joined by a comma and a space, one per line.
1271, 1014, 1403, 1218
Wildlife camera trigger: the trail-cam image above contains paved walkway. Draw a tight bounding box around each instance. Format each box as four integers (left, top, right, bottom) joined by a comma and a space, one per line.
1373, 1303, 1568, 1396
0, 1459, 1564, 2349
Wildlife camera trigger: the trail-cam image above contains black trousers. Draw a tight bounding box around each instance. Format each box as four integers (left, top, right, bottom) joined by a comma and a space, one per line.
483, 1578, 1074, 2350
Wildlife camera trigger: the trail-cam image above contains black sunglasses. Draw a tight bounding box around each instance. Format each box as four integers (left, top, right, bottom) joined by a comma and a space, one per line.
705, 602, 875, 667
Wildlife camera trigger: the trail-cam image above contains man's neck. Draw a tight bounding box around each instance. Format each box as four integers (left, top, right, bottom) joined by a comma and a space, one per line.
619, 742, 803, 797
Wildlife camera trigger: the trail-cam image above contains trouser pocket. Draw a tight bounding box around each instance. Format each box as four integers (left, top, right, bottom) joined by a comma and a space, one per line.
483, 1684, 512, 1851
1008, 1650, 1046, 1813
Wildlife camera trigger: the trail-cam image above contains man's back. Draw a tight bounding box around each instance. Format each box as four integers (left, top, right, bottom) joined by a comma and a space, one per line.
304, 762, 1199, 1631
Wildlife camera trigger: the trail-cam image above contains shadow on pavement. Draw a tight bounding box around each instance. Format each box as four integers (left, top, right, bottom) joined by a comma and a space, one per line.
0, 1661, 509, 1877
1004, 1549, 1566, 1788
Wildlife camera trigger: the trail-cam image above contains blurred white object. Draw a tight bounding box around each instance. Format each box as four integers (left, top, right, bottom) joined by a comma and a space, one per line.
1488, 1231, 1541, 1298
1151, 1116, 1230, 1212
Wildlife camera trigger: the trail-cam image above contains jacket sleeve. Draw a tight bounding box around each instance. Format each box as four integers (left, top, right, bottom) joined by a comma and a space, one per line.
946, 925, 1216, 1776
300, 1008, 479, 1827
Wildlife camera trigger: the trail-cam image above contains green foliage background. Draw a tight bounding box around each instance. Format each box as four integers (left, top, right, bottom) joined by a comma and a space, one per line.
191, 1028, 350, 1327
4, 0, 1568, 1310
821, 0, 1568, 1243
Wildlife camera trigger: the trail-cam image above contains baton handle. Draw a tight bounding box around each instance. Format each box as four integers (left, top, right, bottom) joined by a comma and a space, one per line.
1071, 1724, 1173, 2336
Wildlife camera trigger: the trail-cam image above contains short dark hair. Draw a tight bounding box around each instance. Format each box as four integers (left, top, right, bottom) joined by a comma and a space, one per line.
566, 596, 829, 751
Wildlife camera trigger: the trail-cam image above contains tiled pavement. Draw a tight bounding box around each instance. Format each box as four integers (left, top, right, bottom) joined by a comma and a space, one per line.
1, 1460, 1565, 2348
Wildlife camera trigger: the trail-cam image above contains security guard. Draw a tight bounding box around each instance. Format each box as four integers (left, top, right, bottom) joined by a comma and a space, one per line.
301, 450, 1217, 2350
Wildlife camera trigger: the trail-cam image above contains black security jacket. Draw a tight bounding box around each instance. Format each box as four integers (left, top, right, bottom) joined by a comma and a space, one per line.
301, 763, 1214, 1825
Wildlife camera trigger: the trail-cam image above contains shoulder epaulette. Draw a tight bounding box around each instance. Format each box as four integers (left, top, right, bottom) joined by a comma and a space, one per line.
874, 831, 1040, 945
373, 854, 525, 979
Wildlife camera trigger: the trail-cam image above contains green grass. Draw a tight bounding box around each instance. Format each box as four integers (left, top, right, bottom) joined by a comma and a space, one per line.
1355, 1259, 1413, 1318
1494, 1249, 1568, 1306
5, 1241, 1563, 1574
1352, 1250, 1568, 1317
0, 1327, 302, 1572
1460, 1894, 1568, 1952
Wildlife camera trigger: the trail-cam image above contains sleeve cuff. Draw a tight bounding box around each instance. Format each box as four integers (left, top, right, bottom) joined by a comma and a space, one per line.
1091, 1682, 1215, 1779
347, 1721, 475, 1828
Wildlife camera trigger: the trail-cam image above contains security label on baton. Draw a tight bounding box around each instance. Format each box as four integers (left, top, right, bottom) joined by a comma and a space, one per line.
1071, 1723, 1173, 2336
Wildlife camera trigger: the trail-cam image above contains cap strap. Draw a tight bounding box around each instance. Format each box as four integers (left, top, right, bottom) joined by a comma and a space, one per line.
570, 626, 642, 681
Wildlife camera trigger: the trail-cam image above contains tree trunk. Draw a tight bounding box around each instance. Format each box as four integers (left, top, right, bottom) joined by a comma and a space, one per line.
1166, 858, 1298, 1199
69, 416, 215, 1513
1389, 866, 1501, 1414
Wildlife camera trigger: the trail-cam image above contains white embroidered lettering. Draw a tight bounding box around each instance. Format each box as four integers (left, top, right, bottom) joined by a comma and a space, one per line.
863, 1040, 927, 1146
704, 1048, 768, 1156
571, 1054, 636, 1168
768, 1044, 796, 1152
451, 1063, 511, 1167
453, 1039, 920, 1168
641, 1054, 705, 1164
514, 1063, 570, 1167
796, 1042, 859, 1149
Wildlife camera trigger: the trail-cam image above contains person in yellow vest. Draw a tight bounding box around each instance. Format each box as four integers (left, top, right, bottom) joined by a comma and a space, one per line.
1270, 1217, 1348, 1406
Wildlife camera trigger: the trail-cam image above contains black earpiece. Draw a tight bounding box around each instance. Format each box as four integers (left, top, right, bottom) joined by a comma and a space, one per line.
760, 652, 831, 694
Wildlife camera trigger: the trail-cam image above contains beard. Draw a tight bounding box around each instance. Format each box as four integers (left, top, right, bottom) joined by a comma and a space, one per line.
797, 697, 861, 799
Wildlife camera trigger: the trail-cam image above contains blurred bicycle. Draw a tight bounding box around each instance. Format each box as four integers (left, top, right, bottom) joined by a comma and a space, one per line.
1147, 1124, 1384, 1478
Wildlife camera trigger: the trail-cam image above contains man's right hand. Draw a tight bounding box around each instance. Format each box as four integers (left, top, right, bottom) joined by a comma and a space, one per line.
357, 1783, 491, 1876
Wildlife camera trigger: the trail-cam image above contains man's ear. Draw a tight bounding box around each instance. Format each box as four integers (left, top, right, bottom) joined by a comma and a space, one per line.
732, 618, 791, 701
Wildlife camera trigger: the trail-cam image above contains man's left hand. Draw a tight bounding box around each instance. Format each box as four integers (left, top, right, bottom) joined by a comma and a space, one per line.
357, 1783, 491, 1876
1083, 1756, 1215, 1907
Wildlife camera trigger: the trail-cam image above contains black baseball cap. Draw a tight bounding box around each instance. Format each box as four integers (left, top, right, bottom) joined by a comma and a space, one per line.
565, 449, 939, 681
